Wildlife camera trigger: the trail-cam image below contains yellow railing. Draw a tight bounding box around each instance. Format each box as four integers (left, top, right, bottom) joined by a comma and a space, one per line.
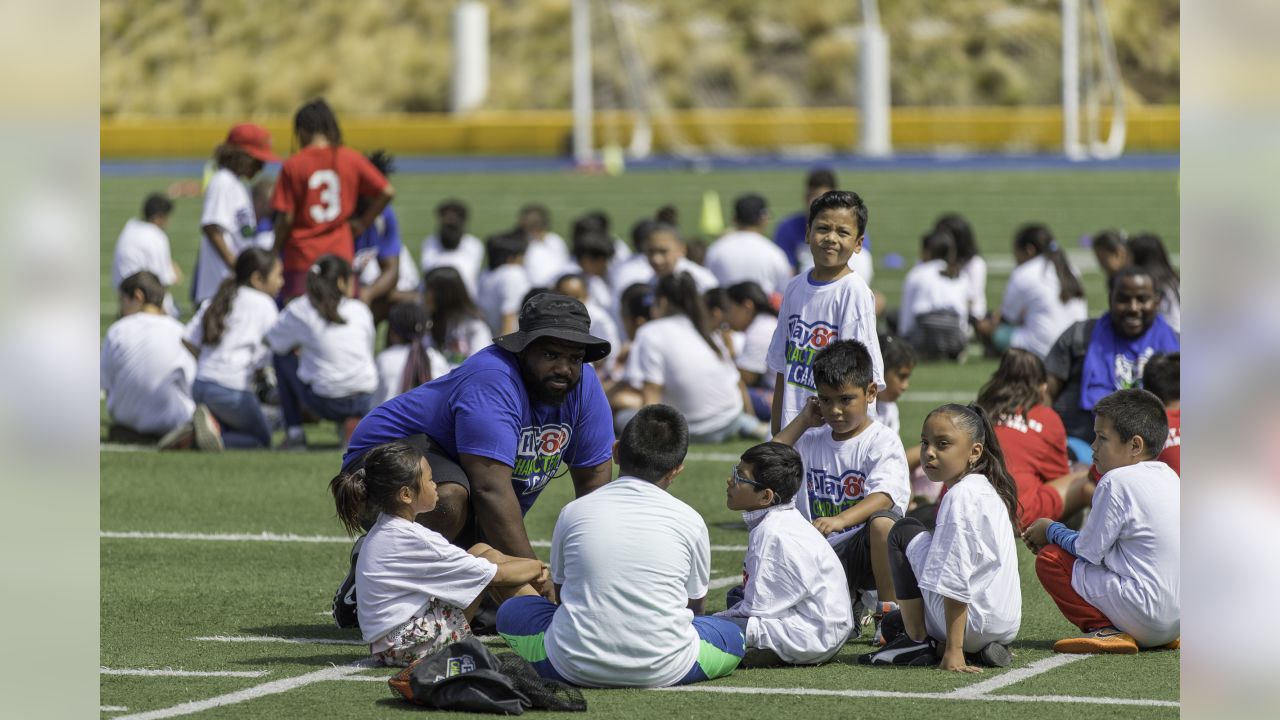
101, 105, 1178, 158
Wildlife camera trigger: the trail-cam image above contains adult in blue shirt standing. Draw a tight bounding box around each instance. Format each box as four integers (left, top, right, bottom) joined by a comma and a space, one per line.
332, 294, 614, 624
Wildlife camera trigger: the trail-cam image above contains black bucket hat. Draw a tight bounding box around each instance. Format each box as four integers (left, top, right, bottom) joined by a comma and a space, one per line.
493, 293, 612, 363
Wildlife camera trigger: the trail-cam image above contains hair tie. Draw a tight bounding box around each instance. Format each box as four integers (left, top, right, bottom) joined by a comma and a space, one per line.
310, 264, 322, 275
352, 468, 366, 484
1048, 241, 1059, 252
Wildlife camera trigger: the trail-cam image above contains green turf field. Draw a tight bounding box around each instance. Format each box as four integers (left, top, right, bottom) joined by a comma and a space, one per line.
101, 167, 1179, 718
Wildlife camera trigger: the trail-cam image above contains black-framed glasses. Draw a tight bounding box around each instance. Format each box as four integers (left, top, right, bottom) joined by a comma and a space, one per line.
732, 465, 784, 505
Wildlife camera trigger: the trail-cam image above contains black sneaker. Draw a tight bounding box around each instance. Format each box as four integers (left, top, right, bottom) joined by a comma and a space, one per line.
973, 642, 1013, 668
858, 633, 938, 666
331, 536, 365, 629
875, 609, 905, 646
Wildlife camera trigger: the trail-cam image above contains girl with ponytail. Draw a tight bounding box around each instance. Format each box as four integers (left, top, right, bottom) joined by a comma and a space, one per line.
617, 272, 769, 443
185, 248, 283, 448
978, 223, 1087, 358
329, 441, 548, 667
372, 303, 451, 406
725, 281, 779, 421
266, 254, 378, 449
862, 403, 1022, 672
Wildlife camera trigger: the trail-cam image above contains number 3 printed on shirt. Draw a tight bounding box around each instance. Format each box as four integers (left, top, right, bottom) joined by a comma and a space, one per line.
307, 169, 341, 224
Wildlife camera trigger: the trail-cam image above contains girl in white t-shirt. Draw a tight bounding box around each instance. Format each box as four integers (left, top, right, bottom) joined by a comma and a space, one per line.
476, 232, 532, 336
373, 303, 451, 407
267, 255, 378, 448
725, 281, 778, 422
193, 125, 275, 305
898, 229, 969, 360
863, 403, 1021, 671
978, 224, 1087, 358
186, 248, 283, 448
621, 272, 768, 443
423, 266, 492, 368
934, 213, 988, 322
330, 440, 548, 666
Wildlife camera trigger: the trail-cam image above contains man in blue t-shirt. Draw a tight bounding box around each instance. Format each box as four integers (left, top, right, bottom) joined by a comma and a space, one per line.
333, 294, 614, 625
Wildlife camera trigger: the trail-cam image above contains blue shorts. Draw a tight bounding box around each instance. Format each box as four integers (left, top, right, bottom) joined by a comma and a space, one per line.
496, 595, 745, 686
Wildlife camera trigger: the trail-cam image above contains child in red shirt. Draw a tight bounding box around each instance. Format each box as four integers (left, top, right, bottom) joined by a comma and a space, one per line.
272, 98, 395, 299
976, 349, 1090, 529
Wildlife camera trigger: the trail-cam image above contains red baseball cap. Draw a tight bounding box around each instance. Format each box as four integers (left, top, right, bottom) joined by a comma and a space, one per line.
225, 123, 281, 163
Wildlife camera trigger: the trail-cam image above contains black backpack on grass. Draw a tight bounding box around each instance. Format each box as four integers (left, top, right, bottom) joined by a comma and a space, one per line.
388, 636, 586, 714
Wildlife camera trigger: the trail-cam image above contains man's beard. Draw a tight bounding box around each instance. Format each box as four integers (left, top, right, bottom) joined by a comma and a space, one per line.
519, 358, 580, 405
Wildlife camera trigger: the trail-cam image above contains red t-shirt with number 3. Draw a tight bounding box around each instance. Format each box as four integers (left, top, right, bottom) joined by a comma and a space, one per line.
271, 145, 389, 273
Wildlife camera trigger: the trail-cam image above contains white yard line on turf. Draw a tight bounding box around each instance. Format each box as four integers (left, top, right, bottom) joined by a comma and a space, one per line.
192, 635, 365, 646
101, 707, 128, 713
101, 530, 748, 552
101, 667, 268, 678
656, 684, 1177, 708
948, 653, 1089, 697
109, 660, 378, 720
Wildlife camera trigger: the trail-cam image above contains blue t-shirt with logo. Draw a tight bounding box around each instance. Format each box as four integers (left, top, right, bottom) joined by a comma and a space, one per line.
343, 345, 614, 514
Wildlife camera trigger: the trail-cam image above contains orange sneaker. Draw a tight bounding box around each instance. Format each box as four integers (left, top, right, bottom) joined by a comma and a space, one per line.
1053, 627, 1139, 654
1159, 637, 1180, 650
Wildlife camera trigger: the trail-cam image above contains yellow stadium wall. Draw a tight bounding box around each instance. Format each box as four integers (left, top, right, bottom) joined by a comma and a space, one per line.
101, 106, 1178, 158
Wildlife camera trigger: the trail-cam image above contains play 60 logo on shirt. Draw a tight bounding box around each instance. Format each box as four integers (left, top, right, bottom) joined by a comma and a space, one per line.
513, 424, 572, 496
806, 467, 866, 518
784, 315, 838, 390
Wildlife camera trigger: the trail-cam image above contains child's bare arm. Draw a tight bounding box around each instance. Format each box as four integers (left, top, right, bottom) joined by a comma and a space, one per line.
774, 396, 824, 446
940, 597, 982, 673
469, 543, 549, 587
770, 376, 785, 435
813, 492, 892, 536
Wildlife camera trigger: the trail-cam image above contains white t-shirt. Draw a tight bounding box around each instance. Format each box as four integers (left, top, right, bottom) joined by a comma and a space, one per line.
609, 254, 656, 327
523, 232, 571, 287
668, 258, 720, 295
873, 399, 900, 435
704, 230, 793, 296
265, 296, 378, 398
477, 264, 533, 335
194, 168, 256, 304
898, 260, 969, 337
112, 218, 176, 289
1159, 288, 1181, 334
546, 477, 711, 688
1071, 461, 1180, 647
358, 244, 421, 294
184, 286, 279, 392
373, 343, 451, 407
625, 315, 742, 437
960, 255, 988, 319
425, 317, 493, 369
793, 423, 910, 543
585, 301, 620, 359
737, 314, 778, 383
356, 513, 498, 646
767, 271, 885, 428
908, 474, 1021, 651
1000, 254, 1088, 358
715, 504, 853, 664
556, 261, 615, 314
100, 312, 196, 435
421, 233, 484, 297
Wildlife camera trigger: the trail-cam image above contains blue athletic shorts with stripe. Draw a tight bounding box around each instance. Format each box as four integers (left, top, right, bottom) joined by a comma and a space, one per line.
496, 595, 745, 686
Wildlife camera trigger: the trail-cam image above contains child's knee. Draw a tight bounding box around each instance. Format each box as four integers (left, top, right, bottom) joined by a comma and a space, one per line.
1034, 546, 1066, 582
868, 514, 896, 539
467, 542, 495, 558
887, 516, 926, 553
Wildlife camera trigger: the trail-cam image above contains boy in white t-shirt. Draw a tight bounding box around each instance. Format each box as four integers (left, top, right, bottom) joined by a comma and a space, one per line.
1024, 388, 1180, 653
476, 232, 532, 336
774, 339, 909, 641
111, 193, 182, 317
716, 442, 854, 665
497, 405, 746, 687
767, 191, 884, 435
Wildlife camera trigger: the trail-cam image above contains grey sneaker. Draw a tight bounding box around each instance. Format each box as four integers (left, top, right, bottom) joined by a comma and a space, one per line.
192, 405, 224, 451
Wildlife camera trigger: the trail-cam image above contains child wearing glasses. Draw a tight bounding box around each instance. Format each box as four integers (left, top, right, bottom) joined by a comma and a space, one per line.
716, 442, 854, 665
773, 339, 911, 644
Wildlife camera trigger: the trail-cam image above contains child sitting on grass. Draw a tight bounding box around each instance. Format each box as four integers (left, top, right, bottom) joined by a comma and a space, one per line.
716, 442, 854, 665
773, 339, 910, 643
330, 440, 547, 666
862, 403, 1021, 671
1023, 389, 1180, 654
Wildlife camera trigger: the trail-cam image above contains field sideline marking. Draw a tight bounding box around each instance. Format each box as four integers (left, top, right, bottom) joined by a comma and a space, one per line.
101, 530, 748, 553
948, 653, 1087, 696
657, 684, 1177, 708
101, 667, 268, 678
192, 635, 366, 646
101, 707, 128, 713
108, 660, 378, 720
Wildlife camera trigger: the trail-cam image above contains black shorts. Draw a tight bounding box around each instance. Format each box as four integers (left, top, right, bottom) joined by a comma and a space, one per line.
343, 434, 477, 541
830, 509, 904, 592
